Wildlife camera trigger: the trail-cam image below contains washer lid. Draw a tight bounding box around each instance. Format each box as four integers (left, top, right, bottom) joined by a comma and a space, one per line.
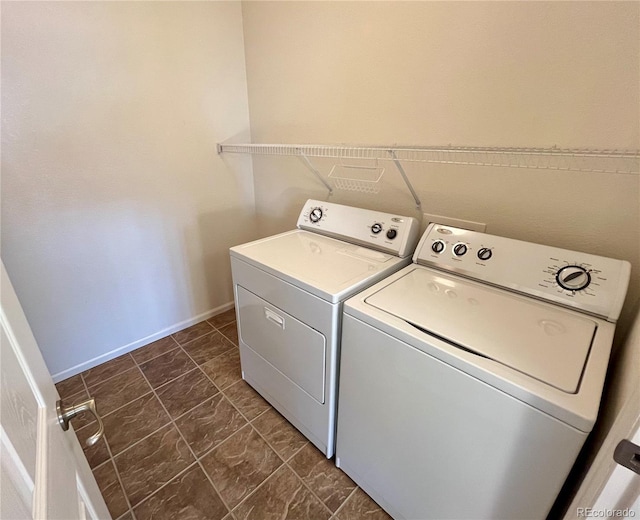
364, 268, 597, 393
230, 230, 403, 302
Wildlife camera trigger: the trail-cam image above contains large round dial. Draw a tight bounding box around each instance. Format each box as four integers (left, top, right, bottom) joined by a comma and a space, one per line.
556, 265, 591, 291
309, 207, 323, 223
386, 229, 397, 240
371, 223, 383, 234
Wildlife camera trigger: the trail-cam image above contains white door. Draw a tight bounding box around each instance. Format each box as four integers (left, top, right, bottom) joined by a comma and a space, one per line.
1, 262, 110, 519
566, 383, 640, 518
593, 420, 640, 513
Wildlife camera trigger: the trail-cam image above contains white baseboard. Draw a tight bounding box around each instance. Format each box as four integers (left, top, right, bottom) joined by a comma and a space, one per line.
51, 301, 235, 383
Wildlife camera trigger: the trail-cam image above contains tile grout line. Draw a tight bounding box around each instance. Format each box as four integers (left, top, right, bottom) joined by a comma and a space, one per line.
93, 350, 232, 440
277, 450, 337, 517
217, 328, 237, 346
120, 324, 235, 418
62, 315, 231, 393
125, 319, 235, 516
331, 485, 361, 519
224, 438, 314, 517
101, 365, 146, 520
208, 370, 353, 516
192, 359, 337, 518
195, 422, 278, 517
176, 344, 287, 516
172, 343, 245, 515
92, 362, 174, 518
127, 326, 180, 366
131, 360, 235, 519
76, 331, 181, 393
96, 351, 232, 463
78, 369, 135, 519
206, 316, 236, 331
178, 331, 223, 352
76, 361, 172, 433
79, 413, 163, 460
60, 386, 89, 404
186, 346, 323, 515
191, 317, 360, 516
126, 461, 201, 517
82, 315, 354, 518
108, 458, 135, 520
132, 342, 235, 392
81, 353, 136, 390
172, 326, 218, 349
72, 320, 231, 518
131, 345, 180, 368
77, 358, 163, 435
224, 422, 336, 518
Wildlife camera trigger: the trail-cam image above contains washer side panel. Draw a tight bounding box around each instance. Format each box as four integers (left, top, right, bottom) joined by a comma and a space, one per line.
335, 314, 587, 520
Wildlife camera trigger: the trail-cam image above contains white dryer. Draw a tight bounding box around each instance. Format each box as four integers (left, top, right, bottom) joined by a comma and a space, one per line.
230, 199, 420, 457
336, 224, 631, 519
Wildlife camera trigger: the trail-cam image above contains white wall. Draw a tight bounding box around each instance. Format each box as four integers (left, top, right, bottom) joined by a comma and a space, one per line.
241, 1, 639, 513
1, 1, 256, 380
241, 0, 639, 330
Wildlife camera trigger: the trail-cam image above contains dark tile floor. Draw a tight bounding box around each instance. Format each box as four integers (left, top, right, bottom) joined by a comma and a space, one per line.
56, 308, 391, 520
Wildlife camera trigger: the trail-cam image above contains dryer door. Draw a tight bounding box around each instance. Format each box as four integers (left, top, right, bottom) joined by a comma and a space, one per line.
237, 285, 326, 404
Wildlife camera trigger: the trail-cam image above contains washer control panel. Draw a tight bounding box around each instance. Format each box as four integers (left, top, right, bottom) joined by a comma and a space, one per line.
297, 199, 420, 258
414, 224, 631, 322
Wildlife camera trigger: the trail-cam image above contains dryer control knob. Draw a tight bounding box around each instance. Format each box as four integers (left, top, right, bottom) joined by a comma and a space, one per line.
386, 229, 398, 240
556, 265, 591, 291
309, 208, 323, 223
453, 243, 468, 257
371, 223, 383, 234
477, 248, 493, 261
432, 240, 445, 254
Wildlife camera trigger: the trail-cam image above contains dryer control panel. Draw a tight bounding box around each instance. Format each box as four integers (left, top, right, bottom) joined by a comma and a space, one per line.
297, 199, 420, 258
414, 224, 631, 322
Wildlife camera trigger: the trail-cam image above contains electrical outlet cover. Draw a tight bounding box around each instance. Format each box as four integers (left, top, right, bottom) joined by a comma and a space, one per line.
422, 213, 486, 232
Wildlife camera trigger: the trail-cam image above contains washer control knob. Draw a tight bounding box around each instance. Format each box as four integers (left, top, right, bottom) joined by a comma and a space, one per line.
309, 208, 323, 223
556, 265, 591, 291
453, 243, 468, 257
371, 223, 383, 234
386, 229, 398, 240
477, 247, 492, 261
431, 240, 445, 254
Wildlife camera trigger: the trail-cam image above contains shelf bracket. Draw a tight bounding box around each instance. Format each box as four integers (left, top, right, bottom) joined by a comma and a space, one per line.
389, 150, 421, 209
298, 151, 333, 195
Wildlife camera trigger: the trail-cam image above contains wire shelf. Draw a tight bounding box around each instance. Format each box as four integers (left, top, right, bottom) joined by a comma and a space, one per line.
217, 143, 640, 175
328, 159, 385, 194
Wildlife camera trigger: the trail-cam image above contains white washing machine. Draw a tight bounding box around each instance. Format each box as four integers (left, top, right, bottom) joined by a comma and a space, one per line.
230, 199, 420, 457
336, 224, 631, 519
